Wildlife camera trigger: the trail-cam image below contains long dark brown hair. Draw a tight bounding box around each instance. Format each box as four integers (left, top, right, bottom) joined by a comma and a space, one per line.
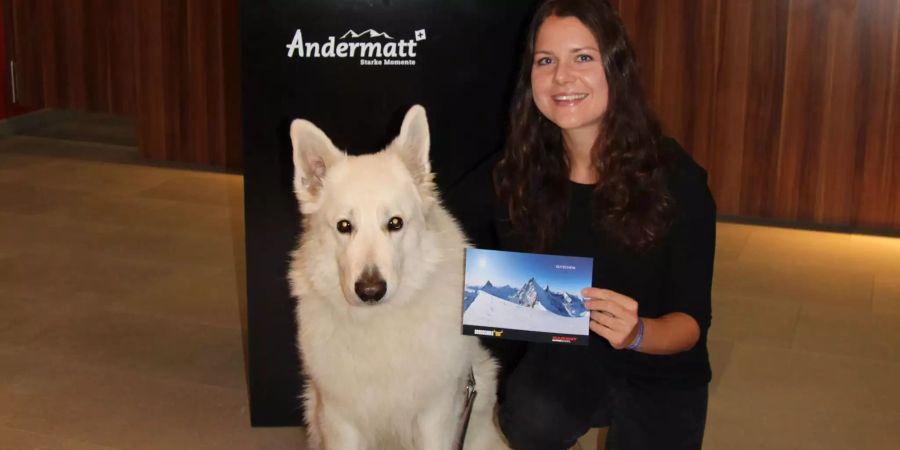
494, 0, 673, 252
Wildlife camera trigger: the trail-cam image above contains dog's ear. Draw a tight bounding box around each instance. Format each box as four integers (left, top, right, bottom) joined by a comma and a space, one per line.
390, 105, 434, 189
290, 119, 343, 211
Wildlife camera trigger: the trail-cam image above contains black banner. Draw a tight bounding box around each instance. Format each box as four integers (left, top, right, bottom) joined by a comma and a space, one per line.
241, 0, 538, 426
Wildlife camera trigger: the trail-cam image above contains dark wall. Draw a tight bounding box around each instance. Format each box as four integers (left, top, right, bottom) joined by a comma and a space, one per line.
240, 0, 537, 426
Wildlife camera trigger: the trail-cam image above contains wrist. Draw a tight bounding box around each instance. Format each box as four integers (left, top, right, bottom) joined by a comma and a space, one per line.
626, 318, 644, 351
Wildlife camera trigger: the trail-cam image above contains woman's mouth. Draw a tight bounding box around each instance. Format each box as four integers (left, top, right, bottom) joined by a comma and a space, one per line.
552, 93, 588, 106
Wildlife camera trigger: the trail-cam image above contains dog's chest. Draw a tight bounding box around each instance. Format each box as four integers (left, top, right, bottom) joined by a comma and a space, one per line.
300, 297, 469, 406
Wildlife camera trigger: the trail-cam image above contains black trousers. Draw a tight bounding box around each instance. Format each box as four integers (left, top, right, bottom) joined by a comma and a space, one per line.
491, 341, 708, 450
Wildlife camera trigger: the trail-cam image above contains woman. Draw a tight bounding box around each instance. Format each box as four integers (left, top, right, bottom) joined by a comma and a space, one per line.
489, 0, 715, 449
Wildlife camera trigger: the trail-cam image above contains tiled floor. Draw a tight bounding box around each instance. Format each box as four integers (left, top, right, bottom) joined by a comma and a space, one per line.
1, 128, 899, 449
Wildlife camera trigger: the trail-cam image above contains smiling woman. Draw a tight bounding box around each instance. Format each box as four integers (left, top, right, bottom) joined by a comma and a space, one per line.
488, 0, 715, 449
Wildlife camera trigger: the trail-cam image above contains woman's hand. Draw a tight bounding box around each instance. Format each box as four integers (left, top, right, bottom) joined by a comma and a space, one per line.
582, 288, 641, 350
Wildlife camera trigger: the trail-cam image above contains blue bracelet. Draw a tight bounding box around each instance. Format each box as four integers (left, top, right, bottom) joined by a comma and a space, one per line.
626, 318, 644, 351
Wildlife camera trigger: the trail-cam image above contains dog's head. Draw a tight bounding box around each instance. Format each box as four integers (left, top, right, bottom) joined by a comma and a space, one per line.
290, 105, 436, 307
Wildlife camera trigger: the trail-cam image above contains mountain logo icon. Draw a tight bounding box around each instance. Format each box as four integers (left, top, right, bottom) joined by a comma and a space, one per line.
340, 29, 394, 40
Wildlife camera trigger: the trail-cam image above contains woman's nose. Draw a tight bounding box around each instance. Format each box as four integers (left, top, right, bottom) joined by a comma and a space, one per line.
553, 62, 575, 84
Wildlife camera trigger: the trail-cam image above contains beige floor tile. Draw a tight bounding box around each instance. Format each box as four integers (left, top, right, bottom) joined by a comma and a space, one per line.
0, 182, 88, 215
793, 303, 900, 362
4, 301, 246, 389
0, 211, 114, 255
710, 295, 800, 349
138, 172, 242, 207
713, 258, 873, 308
15, 158, 176, 197
705, 402, 900, 450
0, 216, 236, 269
0, 250, 174, 305
0, 150, 56, 172
873, 273, 900, 317
44, 192, 234, 237
739, 226, 900, 274
708, 338, 736, 396
713, 344, 900, 418
0, 426, 119, 450
105, 265, 244, 329
848, 233, 900, 276
715, 222, 753, 262
0, 349, 307, 450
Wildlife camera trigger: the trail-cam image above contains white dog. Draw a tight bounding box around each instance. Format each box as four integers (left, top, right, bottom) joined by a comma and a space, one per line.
287, 105, 508, 450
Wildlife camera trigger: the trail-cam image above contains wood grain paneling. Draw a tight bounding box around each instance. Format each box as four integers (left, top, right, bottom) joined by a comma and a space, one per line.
615, 0, 900, 231
133, 0, 241, 167
9, 0, 136, 115
8, 0, 240, 168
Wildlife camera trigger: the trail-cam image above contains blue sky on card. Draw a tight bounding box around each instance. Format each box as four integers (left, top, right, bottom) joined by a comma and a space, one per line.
464, 248, 593, 295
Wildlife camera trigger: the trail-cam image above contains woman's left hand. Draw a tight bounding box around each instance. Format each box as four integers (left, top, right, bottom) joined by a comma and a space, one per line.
582, 288, 640, 350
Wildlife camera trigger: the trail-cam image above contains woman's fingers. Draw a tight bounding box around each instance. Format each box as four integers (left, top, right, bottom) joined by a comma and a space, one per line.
584, 298, 629, 318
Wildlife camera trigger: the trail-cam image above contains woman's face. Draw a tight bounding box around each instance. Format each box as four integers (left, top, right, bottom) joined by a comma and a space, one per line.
531, 15, 608, 136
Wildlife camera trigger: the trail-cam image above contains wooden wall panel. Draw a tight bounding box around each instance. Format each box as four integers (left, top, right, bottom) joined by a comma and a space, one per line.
614, 0, 900, 231
740, 0, 788, 219
854, 0, 900, 229
134, 0, 187, 163
9, 0, 136, 115
9, 0, 240, 168
133, 0, 241, 167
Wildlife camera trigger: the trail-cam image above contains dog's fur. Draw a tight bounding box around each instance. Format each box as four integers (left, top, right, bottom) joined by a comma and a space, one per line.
288, 105, 508, 450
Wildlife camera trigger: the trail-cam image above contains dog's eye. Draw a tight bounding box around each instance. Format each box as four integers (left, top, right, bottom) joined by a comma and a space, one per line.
336, 220, 353, 234
387, 216, 403, 232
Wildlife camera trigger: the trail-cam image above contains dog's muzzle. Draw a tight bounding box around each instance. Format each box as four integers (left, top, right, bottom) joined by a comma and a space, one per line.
354, 266, 387, 304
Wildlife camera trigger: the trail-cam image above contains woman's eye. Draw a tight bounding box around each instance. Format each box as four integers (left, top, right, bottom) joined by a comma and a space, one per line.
387, 216, 404, 232
535, 56, 553, 66
576, 54, 594, 62
336, 220, 353, 234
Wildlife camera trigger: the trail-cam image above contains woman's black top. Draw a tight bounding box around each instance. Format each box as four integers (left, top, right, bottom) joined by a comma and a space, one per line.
447, 137, 715, 388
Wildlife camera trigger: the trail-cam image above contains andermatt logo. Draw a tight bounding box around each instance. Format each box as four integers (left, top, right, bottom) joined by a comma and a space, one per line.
286, 28, 426, 67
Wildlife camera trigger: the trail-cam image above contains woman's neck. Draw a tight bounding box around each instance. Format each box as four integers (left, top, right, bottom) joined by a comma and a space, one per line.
563, 126, 600, 184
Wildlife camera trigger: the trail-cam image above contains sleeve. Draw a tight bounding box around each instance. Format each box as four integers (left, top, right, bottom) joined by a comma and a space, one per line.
663, 150, 716, 335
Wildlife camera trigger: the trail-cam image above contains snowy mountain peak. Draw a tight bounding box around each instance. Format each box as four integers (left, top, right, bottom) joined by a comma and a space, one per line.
510, 278, 547, 308
471, 278, 588, 318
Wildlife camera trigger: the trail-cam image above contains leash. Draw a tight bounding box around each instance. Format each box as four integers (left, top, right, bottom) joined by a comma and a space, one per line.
453, 367, 478, 450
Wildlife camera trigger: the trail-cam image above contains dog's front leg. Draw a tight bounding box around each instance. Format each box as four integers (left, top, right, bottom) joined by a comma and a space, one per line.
413, 388, 459, 450
318, 403, 366, 450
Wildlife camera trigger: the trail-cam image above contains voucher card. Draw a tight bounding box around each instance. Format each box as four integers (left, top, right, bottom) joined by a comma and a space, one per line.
462, 248, 593, 345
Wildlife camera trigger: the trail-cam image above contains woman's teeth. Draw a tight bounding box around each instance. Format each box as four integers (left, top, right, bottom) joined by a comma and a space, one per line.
553, 94, 588, 101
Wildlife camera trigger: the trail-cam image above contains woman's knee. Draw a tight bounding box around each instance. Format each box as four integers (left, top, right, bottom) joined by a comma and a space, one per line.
497, 391, 592, 450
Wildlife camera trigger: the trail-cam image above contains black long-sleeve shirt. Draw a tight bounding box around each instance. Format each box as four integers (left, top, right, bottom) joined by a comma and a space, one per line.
445, 137, 714, 388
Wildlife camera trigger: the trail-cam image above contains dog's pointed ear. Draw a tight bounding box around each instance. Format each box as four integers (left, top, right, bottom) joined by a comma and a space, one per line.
391, 105, 433, 188
290, 119, 343, 210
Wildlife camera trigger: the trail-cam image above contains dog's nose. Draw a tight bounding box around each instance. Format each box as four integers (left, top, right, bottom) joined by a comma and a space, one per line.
354, 266, 387, 303
355, 279, 386, 303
